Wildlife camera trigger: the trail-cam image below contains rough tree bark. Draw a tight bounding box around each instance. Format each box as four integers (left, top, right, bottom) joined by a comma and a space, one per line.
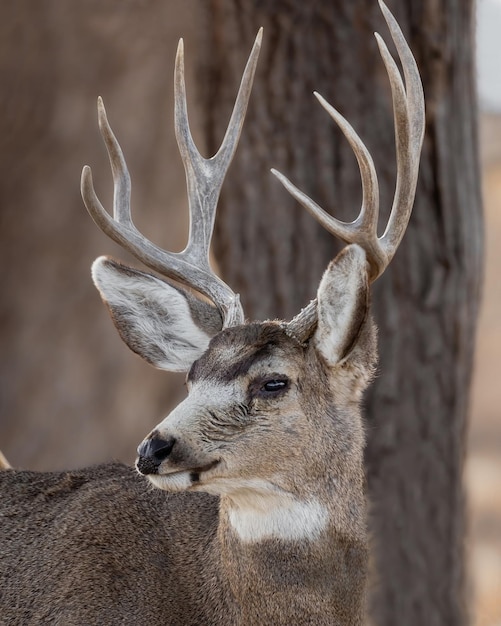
198, 1, 482, 624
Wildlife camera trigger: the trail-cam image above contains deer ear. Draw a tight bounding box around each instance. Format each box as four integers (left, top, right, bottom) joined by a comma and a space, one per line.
313, 244, 370, 366
91, 257, 223, 372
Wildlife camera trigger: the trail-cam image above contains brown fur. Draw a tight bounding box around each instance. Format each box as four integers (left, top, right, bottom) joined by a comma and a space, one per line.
0, 464, 230, 624
0, 313, 377, 625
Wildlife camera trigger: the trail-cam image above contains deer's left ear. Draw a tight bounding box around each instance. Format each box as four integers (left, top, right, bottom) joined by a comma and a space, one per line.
313, 244, 370, 366
91, 257, 223, 372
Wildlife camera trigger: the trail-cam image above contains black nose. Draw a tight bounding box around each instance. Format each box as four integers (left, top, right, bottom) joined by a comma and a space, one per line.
136, 434, 176, 475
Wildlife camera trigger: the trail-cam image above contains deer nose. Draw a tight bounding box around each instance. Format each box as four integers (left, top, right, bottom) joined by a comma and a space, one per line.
136, 434, 176, 475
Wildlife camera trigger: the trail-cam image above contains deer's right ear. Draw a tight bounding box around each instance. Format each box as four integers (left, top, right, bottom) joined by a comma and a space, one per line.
313, 244, 370, 366
91, 257, 223, 372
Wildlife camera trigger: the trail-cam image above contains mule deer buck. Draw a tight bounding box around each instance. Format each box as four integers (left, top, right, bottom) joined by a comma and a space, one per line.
0, 3, 424, 624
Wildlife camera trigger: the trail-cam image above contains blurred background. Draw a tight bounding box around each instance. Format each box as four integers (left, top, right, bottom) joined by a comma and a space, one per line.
0, 1, 499, 624
468, 1, 501, 623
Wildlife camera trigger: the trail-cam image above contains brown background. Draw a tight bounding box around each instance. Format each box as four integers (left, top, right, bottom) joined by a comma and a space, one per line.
467, 113, 501, 626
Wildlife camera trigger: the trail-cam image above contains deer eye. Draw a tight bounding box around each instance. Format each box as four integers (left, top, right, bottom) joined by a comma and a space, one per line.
261, 378, 289, 394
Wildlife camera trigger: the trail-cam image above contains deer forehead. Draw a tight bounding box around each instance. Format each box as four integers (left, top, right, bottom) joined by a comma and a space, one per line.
187, 322, 305, 386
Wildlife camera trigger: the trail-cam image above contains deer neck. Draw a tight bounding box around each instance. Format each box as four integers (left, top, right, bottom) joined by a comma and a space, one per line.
217, 472, 368, 625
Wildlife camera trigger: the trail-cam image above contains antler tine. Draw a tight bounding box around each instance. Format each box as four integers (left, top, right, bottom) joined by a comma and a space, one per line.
272, 0, 424, 283
82, 30, 263, 328
82, 98, 138, 236
270, 97, 383, 276
377, 0, 425, 258
81, 103, 235, 321
174, 28, 262, 269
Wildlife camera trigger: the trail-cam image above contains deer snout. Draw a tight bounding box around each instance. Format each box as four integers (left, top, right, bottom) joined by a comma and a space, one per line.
136, 433, 176, 475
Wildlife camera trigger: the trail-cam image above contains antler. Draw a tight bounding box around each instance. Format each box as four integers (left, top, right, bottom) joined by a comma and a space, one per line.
81, 30, 263, 328
273, 1, 425, 340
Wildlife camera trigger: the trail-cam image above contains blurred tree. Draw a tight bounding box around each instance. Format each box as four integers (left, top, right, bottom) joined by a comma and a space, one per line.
198, 1, 482, 625
0, 1, 198, 471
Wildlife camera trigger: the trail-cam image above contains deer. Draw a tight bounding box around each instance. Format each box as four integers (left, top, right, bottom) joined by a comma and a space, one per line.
0, 3, 424, 624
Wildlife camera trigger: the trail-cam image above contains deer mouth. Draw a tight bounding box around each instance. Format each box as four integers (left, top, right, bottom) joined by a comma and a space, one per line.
147, 459, 221, 493
188, 459, 220, 483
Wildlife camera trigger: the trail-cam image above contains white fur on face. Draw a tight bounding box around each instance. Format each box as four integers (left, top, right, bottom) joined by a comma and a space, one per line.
225, 485, 329, 543
155, 380, 238, 432
147, 471, 193, 492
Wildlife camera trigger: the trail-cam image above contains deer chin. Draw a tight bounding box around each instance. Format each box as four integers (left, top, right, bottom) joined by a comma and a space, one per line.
146, 460, 220, 493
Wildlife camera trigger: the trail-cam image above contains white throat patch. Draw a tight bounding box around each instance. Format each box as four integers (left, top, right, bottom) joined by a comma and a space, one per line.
226, 489, 329, 543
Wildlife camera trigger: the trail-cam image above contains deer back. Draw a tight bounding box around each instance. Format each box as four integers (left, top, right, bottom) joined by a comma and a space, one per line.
0, 464, 234, 624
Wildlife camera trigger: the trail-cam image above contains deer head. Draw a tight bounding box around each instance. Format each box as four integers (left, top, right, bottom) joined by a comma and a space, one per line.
82, 2, 424, 523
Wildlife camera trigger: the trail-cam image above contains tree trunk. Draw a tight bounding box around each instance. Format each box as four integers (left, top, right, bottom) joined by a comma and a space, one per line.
198, 1, 482, 624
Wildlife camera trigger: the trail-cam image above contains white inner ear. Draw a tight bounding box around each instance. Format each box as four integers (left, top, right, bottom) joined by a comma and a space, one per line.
313, 245, 368, 366
92, 257, 213, 372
